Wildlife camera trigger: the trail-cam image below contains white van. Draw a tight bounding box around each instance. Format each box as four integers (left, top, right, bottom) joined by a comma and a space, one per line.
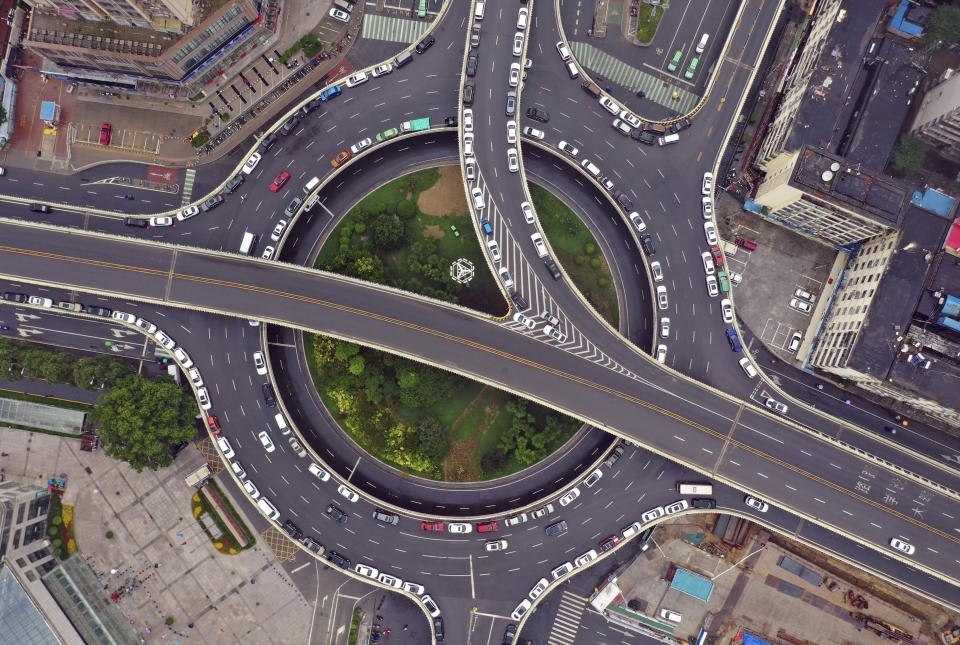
566, 62, 579, 79
275, 413, 290, 435
257, 497, 280, 520
696, 33, 710, 54
658, 133, 680, 146
303, 176, 320, 195
580, 158, 601, 179
474, 2, 484, 20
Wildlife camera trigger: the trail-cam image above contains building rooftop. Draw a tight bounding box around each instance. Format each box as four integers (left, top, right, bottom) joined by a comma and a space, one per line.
887, 0, 929, 39
0, 566, 62, 645
846, 205, 954, 379
792, 147, 907, 228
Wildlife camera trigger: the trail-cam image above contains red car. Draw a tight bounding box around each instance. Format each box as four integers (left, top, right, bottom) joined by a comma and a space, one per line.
270, 170, 290, 192
99, 123, 111, 146
421, 521, 445, 532
476, 521, 498, 533
598, 535, 619, 552
710, 245, 724, 268
207, 415, 221, 435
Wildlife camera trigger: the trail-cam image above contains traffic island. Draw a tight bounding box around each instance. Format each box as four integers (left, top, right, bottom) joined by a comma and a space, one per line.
191, 480, 255, 554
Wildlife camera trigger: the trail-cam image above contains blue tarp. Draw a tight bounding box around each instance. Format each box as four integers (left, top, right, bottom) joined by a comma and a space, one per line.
910, 188, 956, 218
39, 101, 58, 121
889, 0, 924, 38
938, 316, 960, 332
941, 294, 960, 319
743, 635, 775, 645
743, 199, 764, 214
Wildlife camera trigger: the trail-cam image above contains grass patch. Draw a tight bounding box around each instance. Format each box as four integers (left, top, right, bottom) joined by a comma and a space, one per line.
529, 183, 619, 328
635, 4, 665, 43
47, 494, 77, 560
348, 608, 362, 642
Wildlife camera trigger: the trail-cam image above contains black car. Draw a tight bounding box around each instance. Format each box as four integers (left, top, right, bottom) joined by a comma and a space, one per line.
325, 504, 348, 523
443, 116, 458, 127
282, 520, 303, 540
614, 191, 634, 211
463, 83, 475, 106
223, 175, 245, 194
201, 195, 224, 212
434, 617, 444, 642
85, 305, 113, 317
372, 508, 399, 525
297, 104, 312, 118
257, 133, 278, 154
544, 520, 568, 536
415, 33, 435, 54
29, 203, 51, 213
2, 292, 27, 303
466, 52, 479, 77
326, 551, 351, 569
261, 383, 277, 407
526, 107, 549, 122
502, 625, 517, 645
307, 98, 323, 111
302, 536, 323, 552
691, 498, 716, 509
669, 118, 692, 133
510, 290, 528, 310
280, 116, 300, 136
544, 259, 561, 281
631, 129, 656, 145
123, 217, 149, 228
641, 234, 655, 256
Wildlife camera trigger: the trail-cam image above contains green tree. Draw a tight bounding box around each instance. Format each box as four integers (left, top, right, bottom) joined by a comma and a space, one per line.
922, 5, 960, 50
92, 375, 198, 472
415, 417, 446, 462
891, 133, 926, 177
348, 355, 365, 375
73, 355, 132, 390
370, 214, 405, 250
0, 106, 7, 127
334, 341, 360, 362
396, 200, 417, 220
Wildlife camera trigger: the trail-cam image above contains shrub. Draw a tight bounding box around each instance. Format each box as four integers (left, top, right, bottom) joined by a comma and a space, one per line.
165, 617, 175, 626
590, 257, 602, 268
396, 200, 416, 220
105, 530, 114, 539
575, 255, 585, 265
51, 516, 61, 526
49, 526, 59, 536
584, 243, 596, 255
52, 538, 62, 547
598, 277, 609, 287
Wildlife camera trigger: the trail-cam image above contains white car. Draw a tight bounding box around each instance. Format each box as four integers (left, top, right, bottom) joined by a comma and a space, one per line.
403, 581, 426, 596
629, 212, 646, 233
188, 368, 203, 387
889, 537, 915, 555
487, 239, 501, 262
516, 7, 528, 29
788, 331, 802, 352
660, 317, 670, 338
448, 522, 472, 534
703, 221, 718, 246
664, 500, 689, 514
471, 186, 485, 211
329, 7, 350, 23
230, 461, 246, 479
463, 132, 474, 157
350, 138, 372, 154
794, 288, 816, 302
555, 41, 571, 61
790, 298, 812, 313
507, 147, 519, 173
701, 251, 715, 275
422, 595, 441, 618
530, 232, 547, 257
621, 521, 643, 539
485, 539, 508, 552
498, 266, 514, 288
111, 309, 135, 321
660, 609, 682, 623
557, 140, 578, 157
261, 246, 275, 260
371, 63, 392, 77
465, 158, 476, 182
153, 329, 176, 350
379, 573, 403, 588
550, 562, 574, 580
512, 32, 524, 57
744, 496, 769, 513
150, 216, 173, 227
511, 598, 532, 621
612, 119, 632, 136
721, 298, 733, 323
528, 577, 549, 600
338, 485, 360, 503
345, 71, 367, 87
702, 196, 713, 219
765, 398, 789, 414
308, 462, 331, 482
506, 119, 516, 143
522, 126, 545, 139
656, 344, 667, 364
176, 205, 200, 222
513, 312, 535, 329
543, 325, 567, 343
243, 480, 260, 499
583, 468, 603, 488
531, 504, 554, 520
521, 201, 535, 223
135, 317, 157, 334
706, 275, 719, 297
508, 62, 521, 88
641, 506, 665, 522
242, 153, 262, 175
702, 172, 713, 196
574, 549, 598, 567
216, 436, 235, 459
504, 513, 528, 527
355, 564, 379, 579
173, 347, 193, 368
619, 109, 642, 128
464, 109, 474, 133
258, 430, 275, 453
271, 219, 287, 242
656, 285, 668, 310
558, 487, 580, 506
253, 351, 268, 375
599, 96, 621, 115
650, 261, 663, 282
197, 387, 211, 410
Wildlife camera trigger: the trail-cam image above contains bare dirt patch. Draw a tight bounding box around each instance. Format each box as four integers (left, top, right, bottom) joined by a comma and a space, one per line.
423, 224, 443, 239
442, 388, 498, 481
418, 165, 467, 217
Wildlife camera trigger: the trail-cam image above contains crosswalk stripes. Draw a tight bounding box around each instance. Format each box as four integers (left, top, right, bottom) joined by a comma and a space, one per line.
181, 169, 196, 206
547, 591, 588, 645
568, 41, 701, 115
361, 14, 431, 43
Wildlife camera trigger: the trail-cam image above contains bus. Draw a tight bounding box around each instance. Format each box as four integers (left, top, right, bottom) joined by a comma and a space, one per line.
239, 231, 256, 255
676, 482, 713, 495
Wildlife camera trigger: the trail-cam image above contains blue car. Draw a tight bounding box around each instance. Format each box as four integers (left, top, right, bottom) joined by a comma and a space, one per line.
480, 218, 493, 235
726, 329, 742, 352
320, 85, 342, 101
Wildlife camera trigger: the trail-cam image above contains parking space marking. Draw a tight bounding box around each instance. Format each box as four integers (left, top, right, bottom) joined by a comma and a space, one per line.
262, 526, 300, 562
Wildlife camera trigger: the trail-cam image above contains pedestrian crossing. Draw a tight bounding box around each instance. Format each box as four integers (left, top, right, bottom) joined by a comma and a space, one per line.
568, 41, 701, 115
546, 591, 588, 645
181, 169, 196, 206
361, 14, 431, 43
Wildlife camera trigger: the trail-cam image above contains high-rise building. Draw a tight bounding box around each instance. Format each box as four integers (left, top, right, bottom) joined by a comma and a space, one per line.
911, 70, 960, 162
23, 0, 193, 28
0, 480, 55, 582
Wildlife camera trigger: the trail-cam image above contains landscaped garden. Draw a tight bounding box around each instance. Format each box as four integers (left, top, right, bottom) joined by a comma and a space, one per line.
305, 167, 618, 480
191, 480, 256, 554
